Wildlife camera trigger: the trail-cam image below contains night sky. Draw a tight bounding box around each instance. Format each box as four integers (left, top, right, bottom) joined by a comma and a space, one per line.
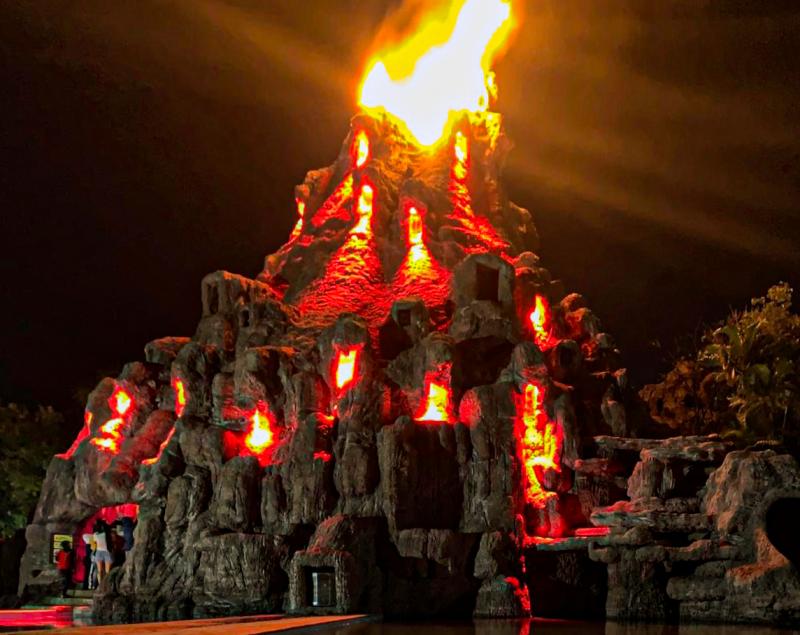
1, 1, 799, 436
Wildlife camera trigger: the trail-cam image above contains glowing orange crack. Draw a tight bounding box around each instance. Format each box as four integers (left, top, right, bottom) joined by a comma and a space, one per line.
415, 364, 455, 423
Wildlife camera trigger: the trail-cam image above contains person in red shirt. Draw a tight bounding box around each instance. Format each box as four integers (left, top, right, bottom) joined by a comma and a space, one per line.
55, 541, 73, 598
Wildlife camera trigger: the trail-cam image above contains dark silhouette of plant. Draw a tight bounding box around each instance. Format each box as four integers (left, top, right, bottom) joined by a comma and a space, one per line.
0, 403, 66, 539
641, 283, 800, 445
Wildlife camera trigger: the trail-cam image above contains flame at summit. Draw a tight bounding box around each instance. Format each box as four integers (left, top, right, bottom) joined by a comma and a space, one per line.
359, 0, 516, 147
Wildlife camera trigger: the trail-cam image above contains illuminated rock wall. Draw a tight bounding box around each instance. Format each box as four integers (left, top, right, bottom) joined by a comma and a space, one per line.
19, 113, 630, 622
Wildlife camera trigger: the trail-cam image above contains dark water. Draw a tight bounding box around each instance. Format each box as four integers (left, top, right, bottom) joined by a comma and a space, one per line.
1, 615, 799, 633
321, 620, 800, 635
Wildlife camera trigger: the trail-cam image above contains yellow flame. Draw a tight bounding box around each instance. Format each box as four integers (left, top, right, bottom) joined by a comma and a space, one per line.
245, 408, 273, 453
354, 130, 370, 168
352, 183, 374, 235
359, 0, 515, 147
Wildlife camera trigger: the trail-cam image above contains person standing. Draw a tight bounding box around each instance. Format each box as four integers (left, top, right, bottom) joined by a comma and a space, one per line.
55, 541, 73, 598
92, 520, 113, 584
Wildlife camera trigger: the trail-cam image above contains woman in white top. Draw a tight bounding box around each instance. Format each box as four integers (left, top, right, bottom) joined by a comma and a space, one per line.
92, 520, 113, 583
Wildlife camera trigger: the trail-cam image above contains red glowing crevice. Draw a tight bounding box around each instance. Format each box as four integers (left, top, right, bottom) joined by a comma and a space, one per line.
391, 203, 453, 313
172, 377, 187, 418
447, 131, 509, 254
414, 363, 456, 424
294, 178, 392, 334
90, 385, 135, 454
290, 198, 306, 240
529, 294, 556, 350
352, 129, 370, 169
516, 381, 564, 535
333, 345, 362, 393
223, 401, 280, 468
310, 174, 355, 229
142, 427, 175, 466
57, 410, 93, 459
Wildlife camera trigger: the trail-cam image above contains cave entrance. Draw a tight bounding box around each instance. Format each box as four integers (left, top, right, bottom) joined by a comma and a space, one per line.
69, 503, 139, 591
765, 497, 800, 568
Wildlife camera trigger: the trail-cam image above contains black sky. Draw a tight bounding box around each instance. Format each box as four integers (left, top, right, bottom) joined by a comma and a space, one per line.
1, 0, 799, 434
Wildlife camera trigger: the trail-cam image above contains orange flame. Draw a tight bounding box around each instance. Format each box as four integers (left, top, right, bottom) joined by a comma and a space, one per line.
353, 130, 370, 168
415, 364, 455, 423
172, 377, 186, 418
529, 295, 554, 349
359, 0, 515, 147
245, 402, 275, 455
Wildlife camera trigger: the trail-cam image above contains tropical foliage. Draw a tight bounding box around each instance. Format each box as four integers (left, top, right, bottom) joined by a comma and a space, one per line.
0, 403, 66, 538
641, 283, 800, 446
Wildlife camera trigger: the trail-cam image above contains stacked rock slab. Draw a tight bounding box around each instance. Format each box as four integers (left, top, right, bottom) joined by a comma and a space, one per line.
19, 112, 630, 623
588, 437, 800, 625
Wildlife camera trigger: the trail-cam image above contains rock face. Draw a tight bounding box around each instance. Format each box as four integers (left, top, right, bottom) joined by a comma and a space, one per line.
589, 438, 800, 625
18, 111, 631, 622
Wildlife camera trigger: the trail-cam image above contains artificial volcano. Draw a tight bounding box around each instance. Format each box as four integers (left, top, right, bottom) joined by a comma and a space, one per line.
17, 0, 633, 622
18, 104, 631, 621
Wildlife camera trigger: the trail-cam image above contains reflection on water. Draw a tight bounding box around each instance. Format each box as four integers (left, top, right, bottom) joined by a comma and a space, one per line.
1, 615, 797, 633
326, 620, 799, 635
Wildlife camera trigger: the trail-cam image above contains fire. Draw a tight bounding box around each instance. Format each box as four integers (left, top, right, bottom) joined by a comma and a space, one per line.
517, 381, 563, 534
353, 130, 370, 168
245, 403, 275, 454
359, 0, 516, 147
351, 182, 374, 235
334, 347, 360, 391
172, 377, 186, 418
415, 364, 455, 423
529, 295, 555, 349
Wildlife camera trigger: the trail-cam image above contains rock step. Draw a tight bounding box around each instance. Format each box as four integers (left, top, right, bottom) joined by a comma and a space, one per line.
28, 596, 93, 607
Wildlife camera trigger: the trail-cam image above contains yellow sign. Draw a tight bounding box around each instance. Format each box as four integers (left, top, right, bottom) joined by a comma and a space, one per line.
51, 533, 73, 564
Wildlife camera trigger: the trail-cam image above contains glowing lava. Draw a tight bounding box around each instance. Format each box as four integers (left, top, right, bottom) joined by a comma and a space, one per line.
529, 295, 555, 349
407, 205, 423, 247
142, 428, 175, 466
352, 182, 374, 236
517, 381, 563, 535
245, 404, 275, 455
110, 386, 132, 416
353, 129, 370, 168
90, 385, 134, 453
359, 0, 516, 147
172, 377, 187, 418
290, 198, 305, 239
334, 347, 360, 392
448, 129, 509, 253
415, 365, 455, 423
